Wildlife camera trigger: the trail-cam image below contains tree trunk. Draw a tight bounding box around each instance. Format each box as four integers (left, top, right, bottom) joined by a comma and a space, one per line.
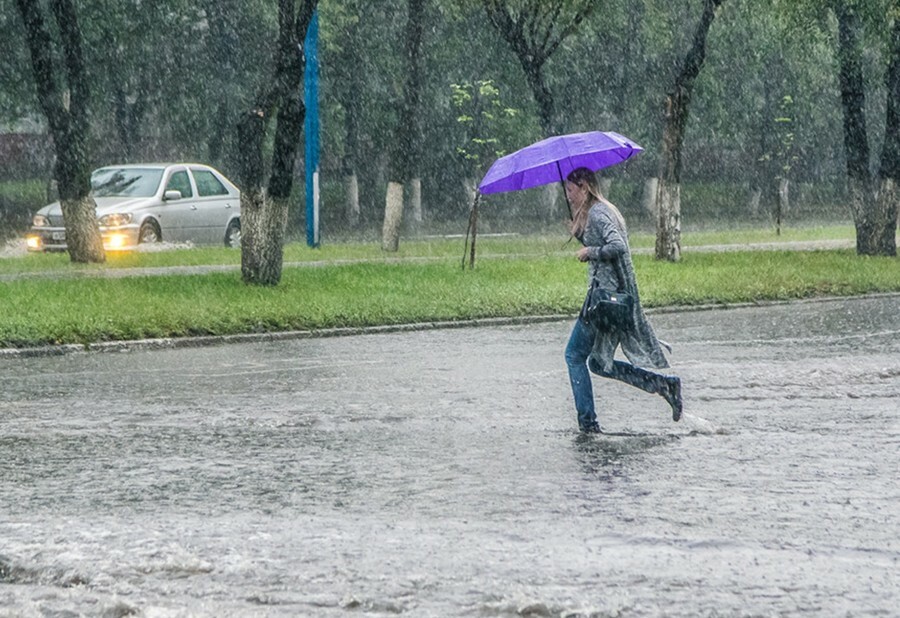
113, 87, 145, 162
407, 177, 423, 226
522, 60, 555, 136
237, 110, 275, 284
238, 0, 318, 285
462, 177, 478, 222
383, 181, 404, 252
238, 107, 288, 285
656, 179, 682, 262
748, 186, 762, 217
776, 177, 789, 235
464, 191, 480, 269
541, 184, 559, 221
875, 178, 899, 254
656, 90, 686, 262
655, 0, 724, 262
874, 12, 900, 256
345, 173, 360, 227
383, 0, 426, 251
481, 1, 595, 138
336, 2, 362, 229
203, 0, 239, 171
835, 2, 883, 255
15, 0, 105, 263
642, 177, 659, 216
240, 190, 288, 286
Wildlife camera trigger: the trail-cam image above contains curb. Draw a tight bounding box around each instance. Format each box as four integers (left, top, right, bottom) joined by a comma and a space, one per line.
2, 292, 898, 359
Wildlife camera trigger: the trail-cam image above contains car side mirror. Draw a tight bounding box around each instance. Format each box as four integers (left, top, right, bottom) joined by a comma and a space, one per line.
164, 190, 182, 201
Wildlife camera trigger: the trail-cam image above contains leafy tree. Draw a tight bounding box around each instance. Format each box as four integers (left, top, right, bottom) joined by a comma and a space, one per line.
480, 0, 597, 136
451, 79, 519, 267
770, 95, 798, 235
320, 1, 409, 229
14, 0, 105, 263
695, 0, 839, 220
451, 80, 519, 177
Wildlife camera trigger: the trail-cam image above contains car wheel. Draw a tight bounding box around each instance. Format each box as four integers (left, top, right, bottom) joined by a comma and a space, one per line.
225, 219, 241, 248
138, 220, 161, 244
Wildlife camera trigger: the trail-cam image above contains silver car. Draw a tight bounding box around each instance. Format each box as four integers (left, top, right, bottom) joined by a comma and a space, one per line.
27, 163, 241, 252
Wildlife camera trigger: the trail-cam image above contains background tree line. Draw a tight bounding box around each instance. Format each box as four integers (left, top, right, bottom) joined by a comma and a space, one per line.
1, 0, 898, 268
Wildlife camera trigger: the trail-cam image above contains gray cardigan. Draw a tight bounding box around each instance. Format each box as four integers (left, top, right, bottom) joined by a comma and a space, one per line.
579, 199, 670, 372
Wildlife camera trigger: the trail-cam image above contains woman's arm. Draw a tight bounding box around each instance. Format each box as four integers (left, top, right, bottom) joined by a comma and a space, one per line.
577, 206, 626, 262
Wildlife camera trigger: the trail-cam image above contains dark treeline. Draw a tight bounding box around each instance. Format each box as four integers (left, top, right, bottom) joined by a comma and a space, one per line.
1, 0, 898, 253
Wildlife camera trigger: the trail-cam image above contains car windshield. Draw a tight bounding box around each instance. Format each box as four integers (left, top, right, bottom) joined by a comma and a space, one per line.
91, 168, 164, 197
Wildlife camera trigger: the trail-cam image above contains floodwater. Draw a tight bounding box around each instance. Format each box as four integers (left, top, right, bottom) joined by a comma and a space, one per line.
1, 295, 898, 617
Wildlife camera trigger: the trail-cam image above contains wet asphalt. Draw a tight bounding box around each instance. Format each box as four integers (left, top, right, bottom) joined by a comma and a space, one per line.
0, 294, 898, 616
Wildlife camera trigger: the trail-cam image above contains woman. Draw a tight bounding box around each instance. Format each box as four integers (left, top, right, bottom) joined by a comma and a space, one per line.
563, 167, 682, 433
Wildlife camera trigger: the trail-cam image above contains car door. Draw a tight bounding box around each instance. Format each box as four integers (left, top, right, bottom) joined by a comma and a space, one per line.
158, 168, 202, 243
189, 167, 238, 244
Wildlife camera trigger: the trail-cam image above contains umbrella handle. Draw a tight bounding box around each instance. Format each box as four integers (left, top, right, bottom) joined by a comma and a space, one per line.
557, 161, 573, 220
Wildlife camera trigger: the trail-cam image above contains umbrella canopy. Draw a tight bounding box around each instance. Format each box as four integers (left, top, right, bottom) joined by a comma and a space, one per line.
478, 131, 643, 195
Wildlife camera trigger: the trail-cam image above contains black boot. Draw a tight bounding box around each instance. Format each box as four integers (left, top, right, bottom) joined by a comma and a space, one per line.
589, 359, 683, 422
580, 421, 602, 434
661, 376, 683, 422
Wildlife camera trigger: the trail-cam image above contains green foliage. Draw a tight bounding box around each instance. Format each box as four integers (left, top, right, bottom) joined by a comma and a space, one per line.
449, 79, 519, 173
761, 95, 800, 177
0, 0, 897, 231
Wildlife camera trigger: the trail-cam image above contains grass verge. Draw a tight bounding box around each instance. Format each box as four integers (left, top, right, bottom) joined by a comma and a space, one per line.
0, 224, 861, 275
1, 248, 897, 349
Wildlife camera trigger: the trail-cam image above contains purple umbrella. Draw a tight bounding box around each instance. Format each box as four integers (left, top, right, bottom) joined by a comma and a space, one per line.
478, 130, 643, 195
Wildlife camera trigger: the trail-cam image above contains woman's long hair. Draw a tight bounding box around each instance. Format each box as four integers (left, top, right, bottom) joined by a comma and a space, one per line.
567, 167, 603, 240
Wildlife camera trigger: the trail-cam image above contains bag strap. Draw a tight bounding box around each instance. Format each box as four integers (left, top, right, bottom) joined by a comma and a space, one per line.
612, 256, 627, 293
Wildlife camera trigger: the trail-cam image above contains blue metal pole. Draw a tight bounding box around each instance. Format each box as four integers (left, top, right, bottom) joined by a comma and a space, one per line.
304, 10, 320, 247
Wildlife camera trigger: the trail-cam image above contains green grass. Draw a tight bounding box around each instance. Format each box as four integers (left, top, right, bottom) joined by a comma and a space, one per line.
0, 224, 859, 275
1, 247, 897, 349
0, 178, 47, 203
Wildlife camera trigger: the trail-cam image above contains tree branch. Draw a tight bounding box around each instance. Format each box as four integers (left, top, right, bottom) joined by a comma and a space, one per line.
14, 0, 66, 135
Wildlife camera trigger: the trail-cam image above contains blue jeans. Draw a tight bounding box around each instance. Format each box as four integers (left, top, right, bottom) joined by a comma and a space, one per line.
565, 319, 669, 429
565, 319, 597, 429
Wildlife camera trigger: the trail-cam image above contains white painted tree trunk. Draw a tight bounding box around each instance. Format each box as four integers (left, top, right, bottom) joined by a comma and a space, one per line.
345, 173, 359, 227
382, 181, 404, 252
748, 186, 761, 217
778, 178, 790, 214
241, 188, 288, 285
874, 176, 898, 254
407, 177, 422, 226
463, 178, 477, 209
541, 184, 559, 220
655, 179, 681, 262
60, 195, 105, 263
642, 177, 658, 216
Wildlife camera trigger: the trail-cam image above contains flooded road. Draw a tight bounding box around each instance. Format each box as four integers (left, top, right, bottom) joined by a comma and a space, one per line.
1, 296, 898, 617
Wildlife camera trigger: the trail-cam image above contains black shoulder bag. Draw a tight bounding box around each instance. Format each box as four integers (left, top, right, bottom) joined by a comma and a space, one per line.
579, 258, 634, 332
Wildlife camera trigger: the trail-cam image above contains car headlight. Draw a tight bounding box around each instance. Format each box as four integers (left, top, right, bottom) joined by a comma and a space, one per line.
98, 213, 133, 227
32, 214, 50, 227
